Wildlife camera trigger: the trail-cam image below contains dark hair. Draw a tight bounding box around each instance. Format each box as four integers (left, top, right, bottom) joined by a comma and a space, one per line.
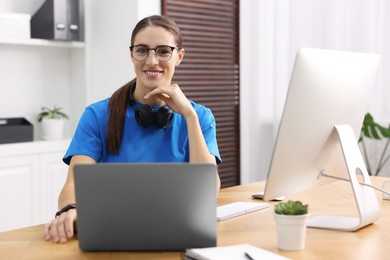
131, 15, 183, 47
107, 15, 182, 154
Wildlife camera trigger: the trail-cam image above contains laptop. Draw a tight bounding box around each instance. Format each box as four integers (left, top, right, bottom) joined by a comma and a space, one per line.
74, 163, 217, 251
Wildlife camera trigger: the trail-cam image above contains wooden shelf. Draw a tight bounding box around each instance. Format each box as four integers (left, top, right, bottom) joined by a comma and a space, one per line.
0, 38, 84, 48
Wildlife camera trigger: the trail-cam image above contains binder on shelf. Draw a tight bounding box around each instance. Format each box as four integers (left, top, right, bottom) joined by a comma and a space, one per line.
30, 0, 80, 41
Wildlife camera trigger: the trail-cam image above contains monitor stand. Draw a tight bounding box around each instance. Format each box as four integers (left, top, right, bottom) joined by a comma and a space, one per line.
307, 124, 381, 231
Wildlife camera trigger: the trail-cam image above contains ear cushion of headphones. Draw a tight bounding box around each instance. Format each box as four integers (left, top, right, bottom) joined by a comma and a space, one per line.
135, 105, 155, 127
129, 84, 173, 128
155, 106, 174, 128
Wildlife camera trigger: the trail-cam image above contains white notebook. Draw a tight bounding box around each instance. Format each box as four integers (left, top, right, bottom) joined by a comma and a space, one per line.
185, 243, 290, 260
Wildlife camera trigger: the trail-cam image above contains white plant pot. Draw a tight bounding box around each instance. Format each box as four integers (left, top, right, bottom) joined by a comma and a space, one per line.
274, 213, 309, 251
41, 118, 65, 140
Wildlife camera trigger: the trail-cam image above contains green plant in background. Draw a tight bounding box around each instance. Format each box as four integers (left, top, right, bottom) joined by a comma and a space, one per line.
274, 200, 308, 215
37, 105, 69, 122
359, 113, 390, 176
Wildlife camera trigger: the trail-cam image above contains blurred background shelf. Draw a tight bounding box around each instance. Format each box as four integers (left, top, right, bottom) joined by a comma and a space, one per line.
0, 37, 84, 48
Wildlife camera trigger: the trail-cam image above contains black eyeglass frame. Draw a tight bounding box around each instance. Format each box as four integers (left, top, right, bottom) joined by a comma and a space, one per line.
129, 45, 182, 62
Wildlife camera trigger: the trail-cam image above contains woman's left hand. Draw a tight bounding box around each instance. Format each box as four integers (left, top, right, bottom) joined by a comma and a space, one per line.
144, 84, 195, 118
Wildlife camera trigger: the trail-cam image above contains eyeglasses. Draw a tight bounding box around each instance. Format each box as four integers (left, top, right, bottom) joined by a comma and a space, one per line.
130, 45, 181, 62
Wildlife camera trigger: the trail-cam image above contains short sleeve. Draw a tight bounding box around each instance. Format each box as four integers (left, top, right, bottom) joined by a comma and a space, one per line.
199, 107, 222, 165
63, 106, 105, 165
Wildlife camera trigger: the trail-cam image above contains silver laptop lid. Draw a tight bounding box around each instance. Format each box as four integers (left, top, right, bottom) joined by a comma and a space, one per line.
74, 163, 217, 251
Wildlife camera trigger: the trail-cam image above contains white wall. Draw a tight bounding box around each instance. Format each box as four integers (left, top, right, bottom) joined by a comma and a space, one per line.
84, 0, 161, 104
240, 0, 390, 182
0, 45, 72, 121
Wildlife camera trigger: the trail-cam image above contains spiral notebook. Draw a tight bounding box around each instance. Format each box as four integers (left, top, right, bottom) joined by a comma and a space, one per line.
185, 243, 290, 260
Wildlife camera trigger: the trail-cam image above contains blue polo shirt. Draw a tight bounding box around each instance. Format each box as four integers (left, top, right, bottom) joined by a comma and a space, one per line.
63, 98, 221, 165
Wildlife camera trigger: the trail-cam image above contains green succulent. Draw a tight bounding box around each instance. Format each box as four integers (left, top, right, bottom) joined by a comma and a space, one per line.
274, 200, 308, 215
37, 105, 69, 123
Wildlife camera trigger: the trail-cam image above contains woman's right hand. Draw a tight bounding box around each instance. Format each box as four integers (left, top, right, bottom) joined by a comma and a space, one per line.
44, 208, 77, 243
44, 155, 95, 243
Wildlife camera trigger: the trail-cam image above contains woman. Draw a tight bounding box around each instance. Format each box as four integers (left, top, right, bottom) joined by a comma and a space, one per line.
44, 15, 221, 243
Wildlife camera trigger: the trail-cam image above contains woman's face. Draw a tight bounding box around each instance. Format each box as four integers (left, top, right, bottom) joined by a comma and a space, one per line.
131, 26, 184, 91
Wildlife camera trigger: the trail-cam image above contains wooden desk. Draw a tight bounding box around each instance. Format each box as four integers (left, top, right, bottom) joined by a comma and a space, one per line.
1, 177, 389, 259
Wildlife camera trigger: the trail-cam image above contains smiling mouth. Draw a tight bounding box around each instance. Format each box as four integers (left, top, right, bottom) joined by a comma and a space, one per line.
144, 70, 162, 75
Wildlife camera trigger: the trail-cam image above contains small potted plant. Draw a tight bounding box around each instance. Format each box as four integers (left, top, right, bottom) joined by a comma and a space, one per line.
274, 200, 309, 251
37, 105, 69, 140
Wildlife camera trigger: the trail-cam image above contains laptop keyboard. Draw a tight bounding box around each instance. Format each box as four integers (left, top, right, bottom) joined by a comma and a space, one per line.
217, 201, 269, 221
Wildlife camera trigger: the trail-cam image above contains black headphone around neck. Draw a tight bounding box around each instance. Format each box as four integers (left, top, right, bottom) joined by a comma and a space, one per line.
128, 84, 173, 128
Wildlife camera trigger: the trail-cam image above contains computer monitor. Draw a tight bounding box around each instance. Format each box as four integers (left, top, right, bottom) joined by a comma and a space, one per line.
262, 48, 381, 231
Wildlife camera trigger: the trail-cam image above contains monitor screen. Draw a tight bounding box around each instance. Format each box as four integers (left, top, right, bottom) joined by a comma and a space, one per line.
263, 48, 380, 201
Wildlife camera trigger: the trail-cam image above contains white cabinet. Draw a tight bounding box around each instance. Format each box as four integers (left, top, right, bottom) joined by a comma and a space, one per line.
0, 140, 69, 232
39, 152, 69, 223
0, 155, 39, 231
